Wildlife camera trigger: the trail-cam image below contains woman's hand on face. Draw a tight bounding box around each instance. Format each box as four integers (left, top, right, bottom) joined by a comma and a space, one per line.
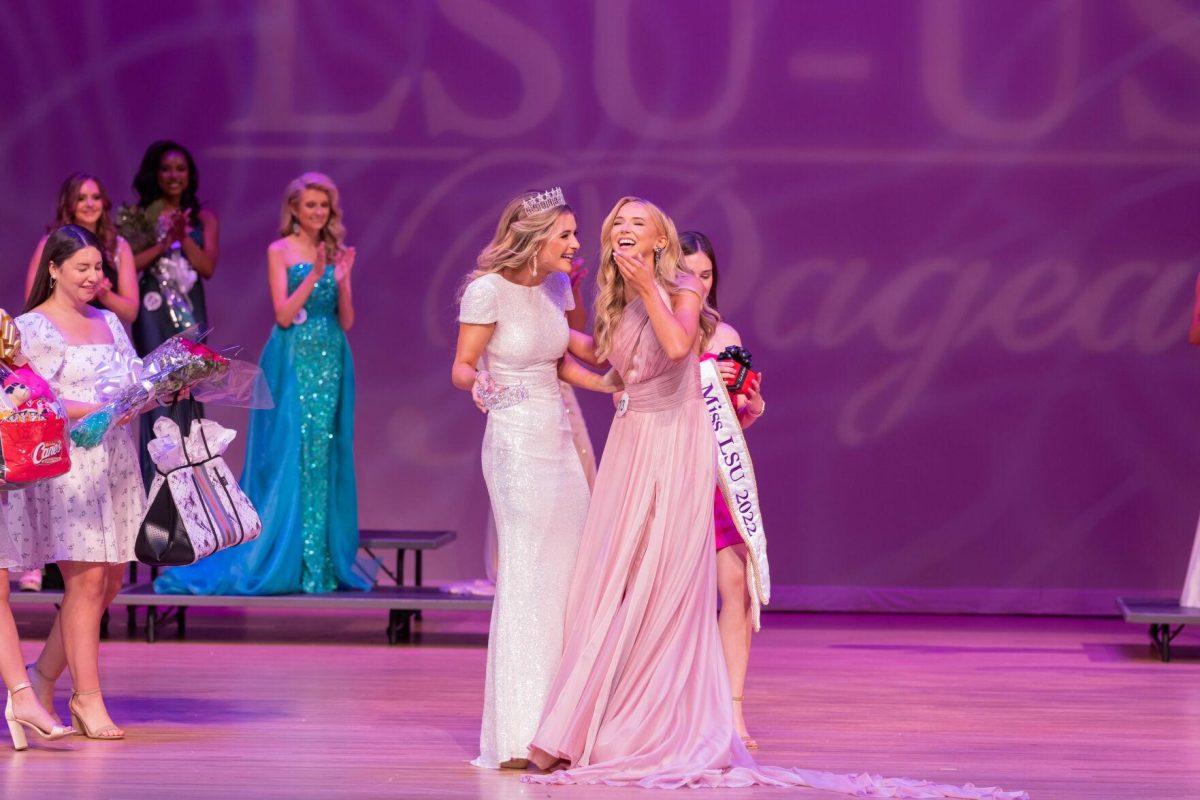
334, 246, 356, 284
93, 277, 112, 299
614, 251, 656, 297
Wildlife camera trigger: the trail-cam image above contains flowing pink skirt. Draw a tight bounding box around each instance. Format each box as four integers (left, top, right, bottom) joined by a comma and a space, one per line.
523, 395, 1025, 797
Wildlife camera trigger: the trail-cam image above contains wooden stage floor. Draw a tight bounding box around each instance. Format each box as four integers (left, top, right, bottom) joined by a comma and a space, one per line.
1, 607, 1196, 799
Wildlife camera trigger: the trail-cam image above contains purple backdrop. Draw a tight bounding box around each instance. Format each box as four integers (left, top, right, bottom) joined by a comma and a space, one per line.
2, 1, 1198, 613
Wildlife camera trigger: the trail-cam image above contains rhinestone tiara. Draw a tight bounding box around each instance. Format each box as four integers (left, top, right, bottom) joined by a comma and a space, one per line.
521, 186, 566, 216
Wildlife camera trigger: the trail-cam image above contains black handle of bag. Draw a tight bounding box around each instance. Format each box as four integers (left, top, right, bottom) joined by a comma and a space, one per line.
156, 396, 214, 477
180, 396, 214, 461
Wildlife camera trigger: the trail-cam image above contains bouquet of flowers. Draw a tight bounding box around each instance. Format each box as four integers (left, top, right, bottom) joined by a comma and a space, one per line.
0, 309, 71, 487
70, 331, 272, 449
115, 201, 162, 253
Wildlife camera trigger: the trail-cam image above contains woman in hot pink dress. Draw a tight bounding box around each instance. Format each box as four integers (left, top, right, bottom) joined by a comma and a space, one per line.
681, 230, 765, 750
523, 198, 1025, 799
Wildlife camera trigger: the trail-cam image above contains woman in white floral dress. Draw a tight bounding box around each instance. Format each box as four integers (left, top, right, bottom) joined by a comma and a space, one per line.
5, 225, 148, 740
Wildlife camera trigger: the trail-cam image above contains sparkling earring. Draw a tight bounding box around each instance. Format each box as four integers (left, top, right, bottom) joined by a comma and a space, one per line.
653, 247, 663, 267
291, 218, 299, 235
530, 259, 538, 277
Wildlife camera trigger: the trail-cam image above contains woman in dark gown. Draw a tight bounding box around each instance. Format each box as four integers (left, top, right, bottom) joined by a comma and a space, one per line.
126, 140, 219, 486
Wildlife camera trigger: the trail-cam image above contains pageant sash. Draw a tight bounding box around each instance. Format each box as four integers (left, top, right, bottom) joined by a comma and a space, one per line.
700, 358, 771, 630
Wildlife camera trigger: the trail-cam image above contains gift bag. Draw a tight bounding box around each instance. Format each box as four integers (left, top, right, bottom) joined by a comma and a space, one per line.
0, 313, 70, 488
135, 411, 261, 566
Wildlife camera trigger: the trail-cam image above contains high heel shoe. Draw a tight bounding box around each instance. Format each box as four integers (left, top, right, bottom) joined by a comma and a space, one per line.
26, 662, 60, 722
732, 696, 758, 750
68, 689, 125, 740
5, 684, 75, 751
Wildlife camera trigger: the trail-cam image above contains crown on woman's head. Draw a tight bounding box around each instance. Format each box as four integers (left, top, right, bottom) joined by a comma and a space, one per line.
522, 187, 566, 216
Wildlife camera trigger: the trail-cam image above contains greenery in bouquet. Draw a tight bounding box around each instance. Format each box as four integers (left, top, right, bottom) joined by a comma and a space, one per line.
115, 198, 168, 252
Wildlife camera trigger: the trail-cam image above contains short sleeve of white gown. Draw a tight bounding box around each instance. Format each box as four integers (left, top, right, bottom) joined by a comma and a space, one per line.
14, 313, 65, 382
554, 271, 575, 312
459, 276, 499, 325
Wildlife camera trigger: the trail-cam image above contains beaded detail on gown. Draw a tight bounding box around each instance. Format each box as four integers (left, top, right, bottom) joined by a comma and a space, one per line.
154, 262, 370, 595
459, 271, 589, 768
524, 292, 1026, 799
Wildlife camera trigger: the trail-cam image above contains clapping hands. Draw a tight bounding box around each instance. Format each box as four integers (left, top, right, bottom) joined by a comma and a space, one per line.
334, 246, 356, 284
311, 243, 355, 284
163, 209, 190, 247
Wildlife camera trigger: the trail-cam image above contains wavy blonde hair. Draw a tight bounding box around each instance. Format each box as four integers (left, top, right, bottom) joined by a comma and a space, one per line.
593, 196, 719, 360
459, 191, 571, 297
279, 172, 347, 255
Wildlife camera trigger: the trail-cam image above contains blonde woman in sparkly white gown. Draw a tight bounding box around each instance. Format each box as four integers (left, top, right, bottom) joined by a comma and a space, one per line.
452, 189, 618, 769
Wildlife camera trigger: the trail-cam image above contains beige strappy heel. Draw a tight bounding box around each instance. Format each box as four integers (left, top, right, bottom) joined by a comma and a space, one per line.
26, 662, 61, 723
732, 696, 758, 750
5, 684, 75, 750
68, 689, 125, 740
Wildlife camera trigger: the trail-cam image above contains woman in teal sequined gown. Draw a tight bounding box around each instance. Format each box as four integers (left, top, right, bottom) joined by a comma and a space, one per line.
155, 173, 369, 595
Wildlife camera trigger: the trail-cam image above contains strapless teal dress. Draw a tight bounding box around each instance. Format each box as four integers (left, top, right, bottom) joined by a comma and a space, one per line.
155, 263, 371, 594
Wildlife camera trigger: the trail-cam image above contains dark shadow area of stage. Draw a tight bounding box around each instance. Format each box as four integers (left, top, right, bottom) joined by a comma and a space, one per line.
13, 603, 489, 648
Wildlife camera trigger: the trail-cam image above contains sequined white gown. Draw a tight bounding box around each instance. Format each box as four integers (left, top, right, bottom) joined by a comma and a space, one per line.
459, 271, 590, 768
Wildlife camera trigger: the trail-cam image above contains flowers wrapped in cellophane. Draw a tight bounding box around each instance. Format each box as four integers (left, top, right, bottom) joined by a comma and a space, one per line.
70, 330, 273, 449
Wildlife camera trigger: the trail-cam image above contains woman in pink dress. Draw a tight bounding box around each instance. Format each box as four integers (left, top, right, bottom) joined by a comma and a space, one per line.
681, 230, 765, 750
524, 198, 1025, 799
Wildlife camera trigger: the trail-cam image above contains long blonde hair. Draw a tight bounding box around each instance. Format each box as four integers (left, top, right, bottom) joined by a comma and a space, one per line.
593, 196, 719, 360
278, 172, 347, 255
459, 191, 571, 297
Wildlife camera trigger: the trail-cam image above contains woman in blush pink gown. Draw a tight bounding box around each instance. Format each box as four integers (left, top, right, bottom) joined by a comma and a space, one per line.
523, 198, 1026, 799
